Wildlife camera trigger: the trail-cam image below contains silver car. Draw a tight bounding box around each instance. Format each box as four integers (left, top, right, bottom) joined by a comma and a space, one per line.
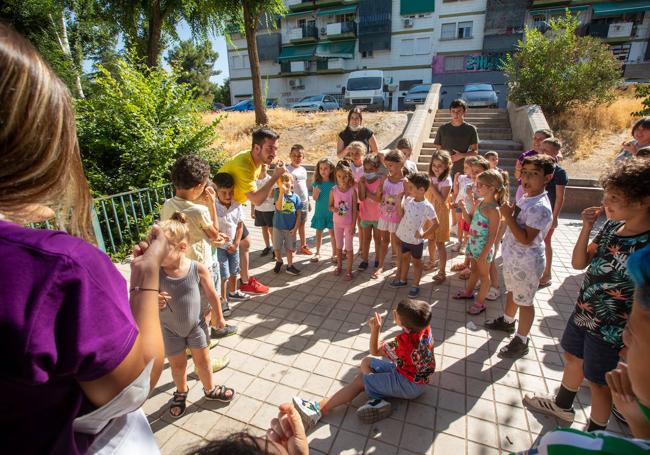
404, 84, 431, 108
458, 83, 499, 108
291, 95, 340, 112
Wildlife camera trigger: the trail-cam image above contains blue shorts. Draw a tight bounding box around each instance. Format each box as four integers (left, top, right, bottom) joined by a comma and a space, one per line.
217, 247, 240, 280
363, 359, 425, 400
200, 263, 221, 314
561, 314, 622, 385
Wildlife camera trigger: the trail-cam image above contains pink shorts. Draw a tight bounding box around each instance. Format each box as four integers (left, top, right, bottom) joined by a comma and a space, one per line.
333, 223, 354, 252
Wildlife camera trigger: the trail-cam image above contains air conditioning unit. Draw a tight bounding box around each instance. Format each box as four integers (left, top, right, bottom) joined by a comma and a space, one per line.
403, 18, 414, 28
289, 78, 304, 88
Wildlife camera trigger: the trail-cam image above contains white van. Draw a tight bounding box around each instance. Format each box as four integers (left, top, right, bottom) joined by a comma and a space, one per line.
343, 70, 395, 111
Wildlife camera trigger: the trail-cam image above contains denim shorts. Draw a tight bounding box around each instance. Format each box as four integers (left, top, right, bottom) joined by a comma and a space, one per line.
561, 314, 622, 385
363, 359, 425, 400
217, 247, 240, 280
200, 263, 221, 315
400, 240, 424, 260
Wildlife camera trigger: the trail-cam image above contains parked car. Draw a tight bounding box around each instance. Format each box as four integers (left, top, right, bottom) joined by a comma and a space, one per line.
458, 83, 499, 108
212, 102, 226, 111
404, 84, 432, 108
291, 95, 340, 112
223, 99, 278, 112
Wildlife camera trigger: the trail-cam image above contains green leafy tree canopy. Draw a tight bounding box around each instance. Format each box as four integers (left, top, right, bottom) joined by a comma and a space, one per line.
77, 54, 221, 195
166, 39, 220, 104
503, 14, 622, 115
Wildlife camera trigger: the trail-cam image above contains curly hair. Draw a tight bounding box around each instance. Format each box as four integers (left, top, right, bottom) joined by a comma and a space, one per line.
171, 155, 210, 189
600, 158, 650, 204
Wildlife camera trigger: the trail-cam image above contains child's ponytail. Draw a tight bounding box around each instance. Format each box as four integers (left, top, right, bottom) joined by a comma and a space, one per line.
158, 211, 190, 243
496, 170, 510, 206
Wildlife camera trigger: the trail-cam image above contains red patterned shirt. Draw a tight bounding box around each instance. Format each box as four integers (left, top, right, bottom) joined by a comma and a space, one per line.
382, 326, 435, 384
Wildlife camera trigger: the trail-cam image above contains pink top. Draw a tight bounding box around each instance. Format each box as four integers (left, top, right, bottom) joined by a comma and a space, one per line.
351, 163, 364, 183
359, 178, 381, 222
332, 185, 355, 226
380, 178, 404, 223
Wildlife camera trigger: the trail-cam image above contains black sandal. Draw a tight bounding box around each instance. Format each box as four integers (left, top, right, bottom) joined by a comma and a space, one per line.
169, 390, 188, 418
204, 384, 235, 402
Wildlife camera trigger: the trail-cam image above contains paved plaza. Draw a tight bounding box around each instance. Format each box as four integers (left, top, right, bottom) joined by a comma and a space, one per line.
118, 212, 631, 454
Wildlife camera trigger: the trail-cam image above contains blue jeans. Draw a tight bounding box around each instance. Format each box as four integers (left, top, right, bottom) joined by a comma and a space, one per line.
216, 247, 240, 280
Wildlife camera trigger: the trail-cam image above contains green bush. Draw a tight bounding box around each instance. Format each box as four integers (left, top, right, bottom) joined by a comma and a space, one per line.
634, 82, 650, 116
77, 56, 222, 195
503, 14, 622, 115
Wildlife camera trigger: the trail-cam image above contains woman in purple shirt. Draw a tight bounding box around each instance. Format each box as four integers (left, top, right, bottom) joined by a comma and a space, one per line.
0, 24, 167, 454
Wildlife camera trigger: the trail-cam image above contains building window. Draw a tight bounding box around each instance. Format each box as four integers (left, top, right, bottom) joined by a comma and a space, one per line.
400, 38, 415, 56
443, 55, 465, 72
415, 37, 430, 54
361, 50, 374, 58
458, 21, 473, 39
441, 22, 456, 40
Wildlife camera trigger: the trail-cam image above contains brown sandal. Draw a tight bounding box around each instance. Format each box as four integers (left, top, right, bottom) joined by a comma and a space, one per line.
432, 273, 446, 284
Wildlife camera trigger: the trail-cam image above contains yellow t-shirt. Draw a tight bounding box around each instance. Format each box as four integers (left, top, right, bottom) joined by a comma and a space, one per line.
161, 196, 213, 267
219, 150, 261, 204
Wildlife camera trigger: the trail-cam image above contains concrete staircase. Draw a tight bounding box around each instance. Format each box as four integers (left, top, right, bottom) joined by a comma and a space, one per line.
417, 109, 522, 182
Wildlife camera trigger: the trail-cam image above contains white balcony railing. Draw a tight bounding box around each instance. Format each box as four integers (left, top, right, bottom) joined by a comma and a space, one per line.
289, 27, 304, 40
326, 22, 342, 36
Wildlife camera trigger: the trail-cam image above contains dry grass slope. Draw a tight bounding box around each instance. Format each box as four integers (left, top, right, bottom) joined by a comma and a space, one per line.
550, 87, 644, 160
203, 108, 408, 164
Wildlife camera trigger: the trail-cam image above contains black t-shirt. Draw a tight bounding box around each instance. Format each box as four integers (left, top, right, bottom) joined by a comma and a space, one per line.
433, 122, 479, 175
339, 127, 374, 152
546, 164, 568, 209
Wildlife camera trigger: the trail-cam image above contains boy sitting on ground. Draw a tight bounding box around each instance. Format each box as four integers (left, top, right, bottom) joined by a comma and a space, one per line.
293, 299, 435, 429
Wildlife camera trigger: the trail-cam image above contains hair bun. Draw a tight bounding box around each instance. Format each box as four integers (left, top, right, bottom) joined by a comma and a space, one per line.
170, 211, 187, 224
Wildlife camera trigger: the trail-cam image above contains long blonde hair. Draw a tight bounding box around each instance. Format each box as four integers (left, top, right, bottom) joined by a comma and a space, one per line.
477, 169, 509, 206
0, 23, 92, 239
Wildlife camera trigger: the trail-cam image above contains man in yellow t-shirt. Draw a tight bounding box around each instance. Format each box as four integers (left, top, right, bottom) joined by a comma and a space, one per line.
218, 127, 287, 295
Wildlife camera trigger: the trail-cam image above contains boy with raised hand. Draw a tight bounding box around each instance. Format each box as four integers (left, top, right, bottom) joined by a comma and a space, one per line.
523, 158, 650, 433
538, 137, 568, 288
292, 299, 435, 429
484, 155, 555, 359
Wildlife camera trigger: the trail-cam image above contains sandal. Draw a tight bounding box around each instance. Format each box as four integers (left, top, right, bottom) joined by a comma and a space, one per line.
169, 390, 188, 418
371, 268, 382, 279
538, 280, 552, 289
453, 289, 474, 300
334, 266, 342, 276
432, 273, 446, 285
450, 262, 466, 272
310, 254, 320, 263
344, 272, 354, 281
204, 384, 235, 402
459, 268, 471, 280
467, 302, 486, 315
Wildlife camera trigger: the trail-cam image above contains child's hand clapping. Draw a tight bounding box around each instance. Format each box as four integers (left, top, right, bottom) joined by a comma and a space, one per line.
368, 312, 382, 331
581, 206, 602, 228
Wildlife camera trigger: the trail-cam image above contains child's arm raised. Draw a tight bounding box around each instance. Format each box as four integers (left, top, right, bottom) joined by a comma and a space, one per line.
572, 206, 601, 269
367, 312, 382, 356
501, 202, 541, 245
196, 262, 226, 329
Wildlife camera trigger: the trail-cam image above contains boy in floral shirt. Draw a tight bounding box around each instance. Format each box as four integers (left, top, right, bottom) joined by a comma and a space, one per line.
523, 159, 650, 433
293, 299, 435, 429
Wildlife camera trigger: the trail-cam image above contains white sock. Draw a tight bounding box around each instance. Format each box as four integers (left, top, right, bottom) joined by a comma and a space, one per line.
517, 334, 528, 343
503, 314, 515, 324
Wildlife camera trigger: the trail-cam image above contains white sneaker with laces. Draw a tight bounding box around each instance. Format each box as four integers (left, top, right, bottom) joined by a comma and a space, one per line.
292, 397, 322, 431
356, 398, 392, 423
522, 393, 575, 423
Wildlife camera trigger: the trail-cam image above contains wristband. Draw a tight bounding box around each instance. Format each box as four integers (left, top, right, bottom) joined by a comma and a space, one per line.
130, 287, 159, 293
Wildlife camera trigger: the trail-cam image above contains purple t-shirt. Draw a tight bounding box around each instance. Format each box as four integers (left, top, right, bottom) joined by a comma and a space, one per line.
0, 220, 138, 455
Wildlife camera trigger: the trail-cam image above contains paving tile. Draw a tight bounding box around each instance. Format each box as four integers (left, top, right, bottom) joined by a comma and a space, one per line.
160, 427, 203, 455
308, 422, 338, 453
433, 432, 466, 454
400, 422, 435, 454
369, 417, 404, 446
331, 428, 368, 455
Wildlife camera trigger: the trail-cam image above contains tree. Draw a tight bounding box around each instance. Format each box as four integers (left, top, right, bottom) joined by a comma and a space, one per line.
634, 82, 650, 116
100, 1, 223, 67
503, 14, 622, 115
217, 1, 285, 125
213, 77, 231, 106
76, 54, 221, 195
166, 39, 220, 105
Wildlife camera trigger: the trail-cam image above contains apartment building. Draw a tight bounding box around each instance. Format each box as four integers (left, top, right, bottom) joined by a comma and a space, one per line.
228, 0, 440, 110
525, 0, 650, 80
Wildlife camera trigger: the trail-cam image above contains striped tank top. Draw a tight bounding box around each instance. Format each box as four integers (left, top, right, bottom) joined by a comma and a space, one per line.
159, 260, 202, 337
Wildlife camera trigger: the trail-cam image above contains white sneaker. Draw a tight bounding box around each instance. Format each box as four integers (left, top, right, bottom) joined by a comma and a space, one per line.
292, 397, 322, 431
522, 394, 575, 423
356, 398, 392, 423
486, 287, 501, 301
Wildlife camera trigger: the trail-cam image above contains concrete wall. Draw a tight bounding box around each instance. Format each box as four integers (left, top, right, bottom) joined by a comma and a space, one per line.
401, 83, 441, 162
507, 101, 550, 151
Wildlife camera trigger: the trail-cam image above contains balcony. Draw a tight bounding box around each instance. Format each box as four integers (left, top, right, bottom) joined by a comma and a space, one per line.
287, 0, 315, 12
280, 60, 312, 74
316, 58, 346, 73
324, 21, 357, 40
588, 21, 648, 41
315, 0, 354, 6
289, 24, 319, 43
